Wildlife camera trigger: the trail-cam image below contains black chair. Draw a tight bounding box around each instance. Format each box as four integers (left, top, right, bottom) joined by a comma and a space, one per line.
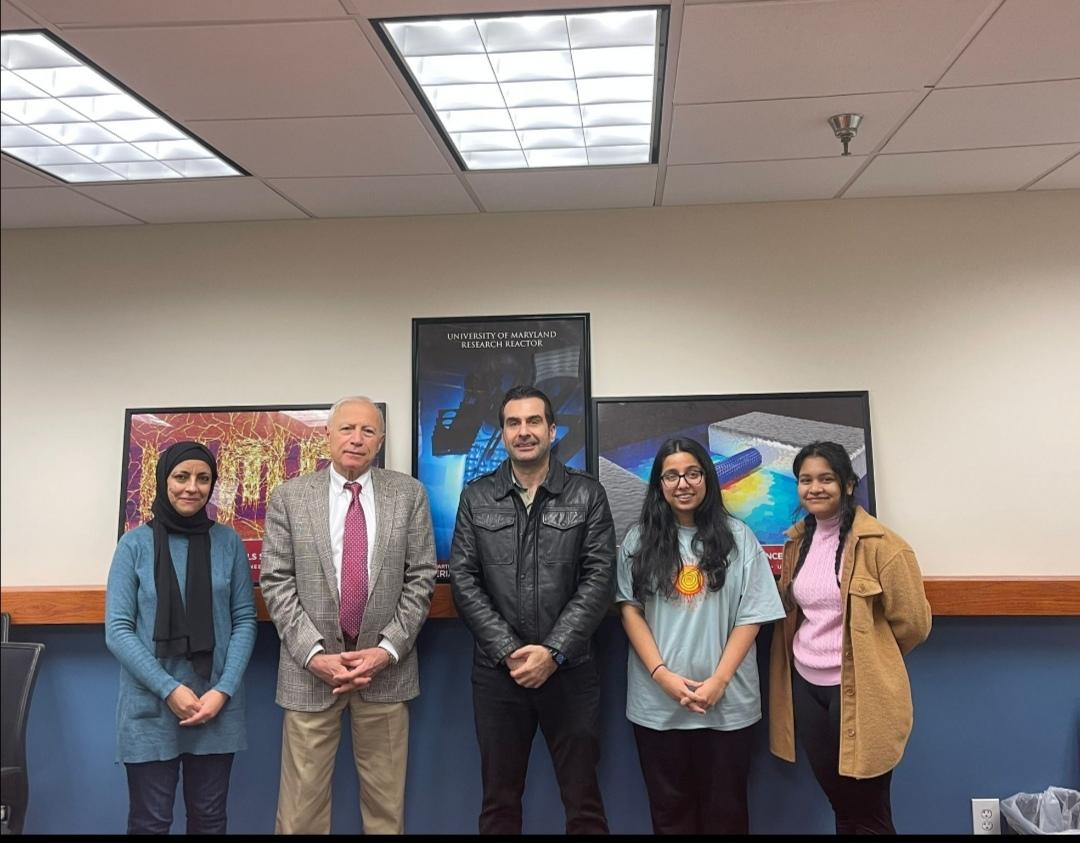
1, 642, 45, 835
0, 613, 9, 643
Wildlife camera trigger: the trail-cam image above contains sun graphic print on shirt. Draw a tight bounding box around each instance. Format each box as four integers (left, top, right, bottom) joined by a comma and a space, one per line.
672, 556, 707, 607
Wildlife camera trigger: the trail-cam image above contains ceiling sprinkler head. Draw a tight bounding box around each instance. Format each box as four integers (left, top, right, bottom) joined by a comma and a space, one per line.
828, 113, 863, 156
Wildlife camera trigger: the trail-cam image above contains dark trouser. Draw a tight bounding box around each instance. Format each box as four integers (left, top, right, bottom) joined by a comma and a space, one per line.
633, 722, 754, 834
472, 661, 608, 835
793, 671, 896, 834
125, 752, 234, 835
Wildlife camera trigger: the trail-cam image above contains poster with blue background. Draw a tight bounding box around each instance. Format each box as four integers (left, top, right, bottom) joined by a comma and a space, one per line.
413, 314, 591, 581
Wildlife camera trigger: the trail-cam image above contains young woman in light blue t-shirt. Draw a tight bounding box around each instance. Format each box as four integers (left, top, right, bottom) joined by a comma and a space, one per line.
616, 437, 784, 835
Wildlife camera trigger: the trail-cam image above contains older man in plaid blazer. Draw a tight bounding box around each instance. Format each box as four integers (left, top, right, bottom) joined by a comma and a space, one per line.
261, 396, 436, 834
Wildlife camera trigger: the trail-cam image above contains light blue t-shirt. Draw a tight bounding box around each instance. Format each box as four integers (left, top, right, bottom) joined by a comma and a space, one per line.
616, 519, 785, 731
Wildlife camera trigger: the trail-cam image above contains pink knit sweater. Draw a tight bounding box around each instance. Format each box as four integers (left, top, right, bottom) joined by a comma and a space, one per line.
792, 514, 843, 686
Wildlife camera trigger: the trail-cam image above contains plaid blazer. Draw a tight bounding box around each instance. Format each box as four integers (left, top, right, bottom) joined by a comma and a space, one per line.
260, 467, 436, 711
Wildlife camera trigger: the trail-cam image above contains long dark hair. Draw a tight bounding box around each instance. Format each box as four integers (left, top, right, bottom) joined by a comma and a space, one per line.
629, 438, 737, 602
791, 441, 859, 586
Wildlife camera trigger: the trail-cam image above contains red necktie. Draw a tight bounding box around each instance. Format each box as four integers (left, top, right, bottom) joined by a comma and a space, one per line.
340, 481, 368, 642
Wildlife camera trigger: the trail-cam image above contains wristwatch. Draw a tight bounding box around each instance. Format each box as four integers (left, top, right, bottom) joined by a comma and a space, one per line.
546, 646, 567, 668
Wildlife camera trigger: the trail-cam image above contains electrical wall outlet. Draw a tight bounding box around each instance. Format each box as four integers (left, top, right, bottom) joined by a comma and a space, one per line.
972, 798, 1001, 835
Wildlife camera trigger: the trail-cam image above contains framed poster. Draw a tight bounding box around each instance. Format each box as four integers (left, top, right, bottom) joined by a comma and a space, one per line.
413, 313, 592, 581
119, 403, 386, 582
592, 391, 874, 574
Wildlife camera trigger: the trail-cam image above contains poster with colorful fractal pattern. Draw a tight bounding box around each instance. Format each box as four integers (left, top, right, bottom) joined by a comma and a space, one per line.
119, 404, 385, 582
592, 392, 874, 575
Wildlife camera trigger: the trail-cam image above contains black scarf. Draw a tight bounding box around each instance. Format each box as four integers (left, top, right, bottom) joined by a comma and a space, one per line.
150, 441, 217, 680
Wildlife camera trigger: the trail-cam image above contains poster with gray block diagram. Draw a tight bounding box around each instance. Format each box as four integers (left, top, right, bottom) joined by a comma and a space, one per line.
594, 392, 874, 574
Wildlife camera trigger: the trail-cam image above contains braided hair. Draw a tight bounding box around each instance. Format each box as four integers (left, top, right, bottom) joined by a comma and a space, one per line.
790, 441, 859, 588
629, 437, 736, 602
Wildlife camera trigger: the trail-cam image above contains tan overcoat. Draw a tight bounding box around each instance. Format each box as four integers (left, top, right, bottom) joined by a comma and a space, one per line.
769, 506, 932, 778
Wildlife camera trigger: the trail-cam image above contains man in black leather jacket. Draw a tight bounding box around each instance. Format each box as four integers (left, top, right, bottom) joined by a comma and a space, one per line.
449, 385, 616, 835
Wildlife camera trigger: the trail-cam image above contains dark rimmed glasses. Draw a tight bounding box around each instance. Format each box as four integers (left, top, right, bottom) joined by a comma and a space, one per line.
659, 467, 706, 488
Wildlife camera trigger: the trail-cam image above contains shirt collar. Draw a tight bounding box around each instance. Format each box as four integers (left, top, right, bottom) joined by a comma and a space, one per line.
494, 457, 567, 499
329, 463, 373, 495
510, 469, 528, 492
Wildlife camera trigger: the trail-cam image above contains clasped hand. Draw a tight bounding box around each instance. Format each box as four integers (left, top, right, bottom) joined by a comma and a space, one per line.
166, 685, 228, 726
654, 669, 727, 715
505, 644, 557, 689
309, 649, 391, 695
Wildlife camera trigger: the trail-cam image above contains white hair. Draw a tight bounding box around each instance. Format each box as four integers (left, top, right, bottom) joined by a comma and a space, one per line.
328, 395, 384, 432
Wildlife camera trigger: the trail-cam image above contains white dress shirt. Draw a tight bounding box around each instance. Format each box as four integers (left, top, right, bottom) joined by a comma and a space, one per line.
328, 462, 378, 580
305, 464, 398, 666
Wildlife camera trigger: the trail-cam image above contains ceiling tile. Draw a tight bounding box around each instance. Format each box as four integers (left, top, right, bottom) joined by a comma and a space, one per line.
465, 165, 657, 212
269, 175, 478, 218
1029, 153, 1080, 190
189, 115, 452, 178
1, 187, 141, 227
3, 0, 1075, 225
61, 21, 410, 121
663, 157, 864, 206
846, 144, 1080, 198
19, 0, 346, 25
1, 158, 56, 188
1, 1, 39, 28
675, 0, 992, 104
75, 178, 308, 223
940, 0, 1080, 87
886, 80, 1080, 153
668, 91, 921, 164
344, 0, 626, 15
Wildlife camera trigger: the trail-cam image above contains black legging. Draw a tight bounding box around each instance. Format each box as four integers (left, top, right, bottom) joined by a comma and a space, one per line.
792, 671, 896, 834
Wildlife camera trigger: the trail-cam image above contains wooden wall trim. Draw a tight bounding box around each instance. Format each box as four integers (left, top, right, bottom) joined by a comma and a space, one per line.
921, 577, 1080, 617
2, 578, 1078, 625
2, 586, 108, 626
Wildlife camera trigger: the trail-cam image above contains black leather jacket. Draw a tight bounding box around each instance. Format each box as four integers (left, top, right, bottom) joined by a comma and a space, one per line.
449, 458, 616, 669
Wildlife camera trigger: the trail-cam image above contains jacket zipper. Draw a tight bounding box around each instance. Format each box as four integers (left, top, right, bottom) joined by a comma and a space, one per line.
532, 489, 543, 644
515, 487, 544, 644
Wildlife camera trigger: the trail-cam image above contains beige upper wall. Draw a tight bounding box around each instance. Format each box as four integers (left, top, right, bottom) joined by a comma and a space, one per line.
2, 190, 1078, 584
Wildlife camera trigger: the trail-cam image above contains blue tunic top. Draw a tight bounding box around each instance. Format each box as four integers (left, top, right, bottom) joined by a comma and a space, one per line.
105, 523, 257, 763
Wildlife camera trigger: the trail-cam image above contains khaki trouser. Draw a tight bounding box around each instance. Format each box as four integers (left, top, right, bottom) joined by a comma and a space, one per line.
275, 694, 409, 834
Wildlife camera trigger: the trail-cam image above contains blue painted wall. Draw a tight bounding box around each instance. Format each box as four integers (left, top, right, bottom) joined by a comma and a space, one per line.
12, 615, 1079, 834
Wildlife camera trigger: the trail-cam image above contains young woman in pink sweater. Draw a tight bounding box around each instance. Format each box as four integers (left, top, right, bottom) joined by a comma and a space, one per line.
768, 441, 931, 834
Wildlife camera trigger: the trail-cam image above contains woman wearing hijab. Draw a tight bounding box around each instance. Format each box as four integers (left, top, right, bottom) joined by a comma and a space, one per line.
106, 441, 257, 834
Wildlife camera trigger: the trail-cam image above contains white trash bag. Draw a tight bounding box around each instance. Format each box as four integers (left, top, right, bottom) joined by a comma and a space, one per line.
1001, 787, 1080, 835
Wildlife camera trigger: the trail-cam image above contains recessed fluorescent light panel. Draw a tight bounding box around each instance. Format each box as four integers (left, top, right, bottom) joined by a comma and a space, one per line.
1, 30, 243, 183
377, 7, 666, 170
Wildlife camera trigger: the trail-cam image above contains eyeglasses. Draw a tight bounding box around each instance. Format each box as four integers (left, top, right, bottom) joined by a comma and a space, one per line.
659, 468, 706, 487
